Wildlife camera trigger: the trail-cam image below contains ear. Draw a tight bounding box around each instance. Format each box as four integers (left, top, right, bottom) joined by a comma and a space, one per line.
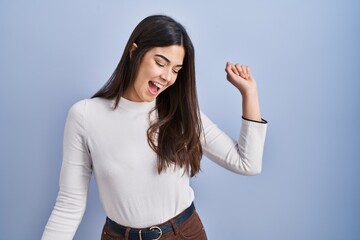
129, 43, 138, 58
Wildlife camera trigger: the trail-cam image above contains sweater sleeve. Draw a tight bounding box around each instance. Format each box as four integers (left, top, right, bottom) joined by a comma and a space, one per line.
42, 100, 92, 240
200, 111, 267, 175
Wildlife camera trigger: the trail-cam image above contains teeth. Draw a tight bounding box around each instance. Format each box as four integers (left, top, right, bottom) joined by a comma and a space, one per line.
152, 81, 164, 89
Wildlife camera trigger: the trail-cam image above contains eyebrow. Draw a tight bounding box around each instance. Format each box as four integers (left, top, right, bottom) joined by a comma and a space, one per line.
154, 54, 183, 68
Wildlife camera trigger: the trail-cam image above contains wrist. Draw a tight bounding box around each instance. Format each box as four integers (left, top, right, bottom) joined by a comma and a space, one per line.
241, 89, 258, 99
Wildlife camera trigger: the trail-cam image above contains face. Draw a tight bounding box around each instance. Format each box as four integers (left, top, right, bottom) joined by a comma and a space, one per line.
123, 45, 185, 102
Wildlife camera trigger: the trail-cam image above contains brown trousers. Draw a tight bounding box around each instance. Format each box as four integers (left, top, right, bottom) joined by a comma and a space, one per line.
101, 211, 207, 240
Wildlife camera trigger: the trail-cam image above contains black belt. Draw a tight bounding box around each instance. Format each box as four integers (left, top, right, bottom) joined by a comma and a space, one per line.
106, 202, 195, 240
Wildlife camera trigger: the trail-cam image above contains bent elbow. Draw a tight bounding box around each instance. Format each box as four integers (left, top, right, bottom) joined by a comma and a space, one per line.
245, 167, 262, 176
234, 160, 262, 176
241, 155, 263, 176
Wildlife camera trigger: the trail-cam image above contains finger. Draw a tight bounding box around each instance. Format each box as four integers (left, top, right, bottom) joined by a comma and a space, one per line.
242, 65, 248, 74
235, 63, 246, 79
241, 65, 249, 79
225, 62, 241, 83
237, 64, 250, 80
225, 62, 233, 74
246, 66, 251, 80
225, 62, 238, 76
231, 65, 240, 76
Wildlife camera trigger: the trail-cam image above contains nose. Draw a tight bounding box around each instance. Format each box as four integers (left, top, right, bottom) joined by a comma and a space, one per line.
160, 69, 172, 83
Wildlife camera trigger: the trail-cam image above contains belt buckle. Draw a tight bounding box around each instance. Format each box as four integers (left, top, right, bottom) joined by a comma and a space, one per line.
149, 226, 162, 240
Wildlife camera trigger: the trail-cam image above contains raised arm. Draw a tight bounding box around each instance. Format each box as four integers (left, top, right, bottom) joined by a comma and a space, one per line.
201, 62, 267, 175
225, 62, 264, 122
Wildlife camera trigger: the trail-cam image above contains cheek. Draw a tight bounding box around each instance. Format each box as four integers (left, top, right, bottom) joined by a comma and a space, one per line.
136, 62, 157, 81
134, 69, 154, 88
171, 74, 179, 85
142, 62, 160, 77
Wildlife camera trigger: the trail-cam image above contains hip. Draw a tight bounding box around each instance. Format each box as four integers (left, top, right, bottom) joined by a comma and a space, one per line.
101, 203, 207, 240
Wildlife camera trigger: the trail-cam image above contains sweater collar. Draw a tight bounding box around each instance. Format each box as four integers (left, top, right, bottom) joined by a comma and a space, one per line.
118, 97, 155, 112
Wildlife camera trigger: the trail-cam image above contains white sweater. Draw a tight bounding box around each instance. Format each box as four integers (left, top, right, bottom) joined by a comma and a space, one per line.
42, 97, 267, 240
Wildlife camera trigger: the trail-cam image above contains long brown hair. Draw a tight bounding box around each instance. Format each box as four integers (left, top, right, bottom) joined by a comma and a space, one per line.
92, 15, 202, 176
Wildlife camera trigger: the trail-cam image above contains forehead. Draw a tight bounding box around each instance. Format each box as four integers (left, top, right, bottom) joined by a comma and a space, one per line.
146, 45, 185, 64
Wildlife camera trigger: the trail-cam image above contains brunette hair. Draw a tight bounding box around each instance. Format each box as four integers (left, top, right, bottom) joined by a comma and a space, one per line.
92, 15, 202, 176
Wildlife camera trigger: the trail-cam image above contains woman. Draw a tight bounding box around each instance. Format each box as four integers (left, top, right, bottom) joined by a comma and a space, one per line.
42, 15, 267, 240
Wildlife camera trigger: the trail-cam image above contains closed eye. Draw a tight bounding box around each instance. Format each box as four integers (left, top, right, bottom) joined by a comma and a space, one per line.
155, 61, 165, 67
173, 66, 182, 74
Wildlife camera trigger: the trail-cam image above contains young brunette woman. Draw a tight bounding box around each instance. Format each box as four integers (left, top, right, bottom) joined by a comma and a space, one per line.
42, 15, 267, 240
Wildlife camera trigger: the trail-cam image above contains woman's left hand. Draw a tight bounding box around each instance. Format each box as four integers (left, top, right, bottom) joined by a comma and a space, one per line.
225, 62, 258, 97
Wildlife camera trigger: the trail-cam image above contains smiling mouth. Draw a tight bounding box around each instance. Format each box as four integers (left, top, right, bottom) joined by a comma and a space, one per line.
148, 81, 164, 95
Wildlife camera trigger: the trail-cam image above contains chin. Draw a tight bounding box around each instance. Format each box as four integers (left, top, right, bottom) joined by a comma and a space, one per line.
142, 95, 157, 102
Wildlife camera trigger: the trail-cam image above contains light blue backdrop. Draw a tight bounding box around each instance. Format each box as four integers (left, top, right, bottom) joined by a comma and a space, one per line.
1, 0, 359, 239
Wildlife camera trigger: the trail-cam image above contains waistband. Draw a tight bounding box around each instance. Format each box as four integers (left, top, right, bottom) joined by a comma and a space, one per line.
106, 202, 195, 240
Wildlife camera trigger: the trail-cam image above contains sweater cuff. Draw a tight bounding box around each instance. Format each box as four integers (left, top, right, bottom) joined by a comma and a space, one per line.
242, 116, 268, 124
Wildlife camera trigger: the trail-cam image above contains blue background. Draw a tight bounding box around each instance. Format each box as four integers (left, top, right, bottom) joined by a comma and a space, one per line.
1, 0, 359, 239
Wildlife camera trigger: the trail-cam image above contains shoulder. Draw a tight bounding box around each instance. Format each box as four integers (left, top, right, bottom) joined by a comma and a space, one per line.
65, 98, 114, 132
68, 97, 113, 115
